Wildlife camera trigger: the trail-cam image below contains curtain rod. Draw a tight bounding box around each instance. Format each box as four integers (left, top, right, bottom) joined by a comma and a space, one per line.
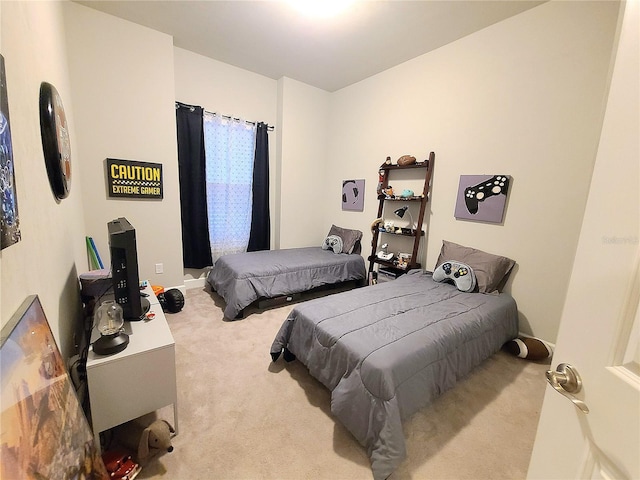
175, 101, 274, 131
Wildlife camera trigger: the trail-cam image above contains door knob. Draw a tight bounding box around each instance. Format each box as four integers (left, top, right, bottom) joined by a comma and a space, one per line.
546, 363, 589, 414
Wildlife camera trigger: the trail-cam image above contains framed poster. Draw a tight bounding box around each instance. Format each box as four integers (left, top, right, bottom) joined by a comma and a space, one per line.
1, 295, 108, 479
106, 158, 163, 199
342, 179, 365, 211
454, 175, 510, 223
1, 54, 21, 249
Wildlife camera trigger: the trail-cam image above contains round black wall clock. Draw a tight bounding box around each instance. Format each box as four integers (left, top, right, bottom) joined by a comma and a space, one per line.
39, 82, 71, 200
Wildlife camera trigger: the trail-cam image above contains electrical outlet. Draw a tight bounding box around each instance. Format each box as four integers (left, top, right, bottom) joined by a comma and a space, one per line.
155, 263, 163, 274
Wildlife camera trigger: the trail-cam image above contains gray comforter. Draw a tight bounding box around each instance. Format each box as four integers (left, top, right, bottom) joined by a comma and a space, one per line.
270, 269, 518, 479
207, 247, 366, 319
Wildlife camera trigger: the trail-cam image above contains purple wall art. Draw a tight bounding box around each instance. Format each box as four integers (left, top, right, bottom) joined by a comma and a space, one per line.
454, 175, 510, 223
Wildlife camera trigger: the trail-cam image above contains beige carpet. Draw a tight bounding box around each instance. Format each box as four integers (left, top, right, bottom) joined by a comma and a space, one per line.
132, 286, 550, 480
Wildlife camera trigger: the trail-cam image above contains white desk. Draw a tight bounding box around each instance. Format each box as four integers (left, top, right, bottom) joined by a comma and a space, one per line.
86, 286, 178, 444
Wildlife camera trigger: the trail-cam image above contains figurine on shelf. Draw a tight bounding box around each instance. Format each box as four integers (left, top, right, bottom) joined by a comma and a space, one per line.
376, 169, 385, 195
400, 189, 414, 198
377, 243, 394, 261
382, 186, 394, 198
396, 253, 411, 269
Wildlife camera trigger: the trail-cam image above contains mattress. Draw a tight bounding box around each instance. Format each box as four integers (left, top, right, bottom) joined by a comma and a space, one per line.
270, 269, 518, 479
207, 247, 367, 319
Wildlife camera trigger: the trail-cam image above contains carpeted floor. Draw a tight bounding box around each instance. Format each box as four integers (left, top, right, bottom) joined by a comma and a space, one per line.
127, 286, 550, 480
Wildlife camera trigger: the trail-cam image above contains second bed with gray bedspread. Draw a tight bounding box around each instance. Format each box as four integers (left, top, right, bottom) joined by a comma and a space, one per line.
207, 247, 366, 319
271, 269, 518, 479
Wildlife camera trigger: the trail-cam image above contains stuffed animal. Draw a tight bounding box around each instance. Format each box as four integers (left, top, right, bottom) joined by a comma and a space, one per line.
115, 417, 175, 465
370, 217, 383, 232
139, 419, 175, 463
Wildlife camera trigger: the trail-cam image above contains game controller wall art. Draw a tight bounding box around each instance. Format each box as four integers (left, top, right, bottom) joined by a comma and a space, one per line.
454, 175, 511, 223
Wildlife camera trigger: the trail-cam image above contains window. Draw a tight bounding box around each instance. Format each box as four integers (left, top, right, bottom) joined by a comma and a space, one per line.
203, 112, 256, 261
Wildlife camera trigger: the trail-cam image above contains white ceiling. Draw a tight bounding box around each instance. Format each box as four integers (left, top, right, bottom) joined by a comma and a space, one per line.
75, 1, 544, 92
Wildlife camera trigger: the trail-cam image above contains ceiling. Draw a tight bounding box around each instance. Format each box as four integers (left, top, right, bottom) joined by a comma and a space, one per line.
75, 1, 544, 92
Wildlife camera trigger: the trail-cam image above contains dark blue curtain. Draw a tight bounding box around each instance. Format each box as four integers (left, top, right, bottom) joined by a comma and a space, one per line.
247, 122, 270, 251
175, 102, 213, 268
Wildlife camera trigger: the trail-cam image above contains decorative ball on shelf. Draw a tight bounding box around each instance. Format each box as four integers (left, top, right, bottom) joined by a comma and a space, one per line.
397, 155, 416, 166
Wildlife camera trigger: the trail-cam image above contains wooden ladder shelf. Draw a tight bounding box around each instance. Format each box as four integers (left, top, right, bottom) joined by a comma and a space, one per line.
368, 151, 435, 277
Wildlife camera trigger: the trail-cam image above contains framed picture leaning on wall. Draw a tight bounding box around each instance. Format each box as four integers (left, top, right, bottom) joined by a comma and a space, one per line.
1, 295, 108, 479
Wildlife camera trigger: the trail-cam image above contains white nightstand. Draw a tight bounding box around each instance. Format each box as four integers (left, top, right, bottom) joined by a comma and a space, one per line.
86, 286, 178, 446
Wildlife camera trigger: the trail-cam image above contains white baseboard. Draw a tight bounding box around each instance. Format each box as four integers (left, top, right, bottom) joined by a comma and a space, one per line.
184, 277, 206, 290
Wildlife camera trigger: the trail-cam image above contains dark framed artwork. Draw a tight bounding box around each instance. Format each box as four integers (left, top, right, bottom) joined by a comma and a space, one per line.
1, 54, 21, 249
39, 82, 71, 200
454, 175, 510, 223
342, 179, 365, 211
1, 295, 108, 479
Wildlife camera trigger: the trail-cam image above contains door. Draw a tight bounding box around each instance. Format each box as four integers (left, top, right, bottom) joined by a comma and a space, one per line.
527, 1, 639, 478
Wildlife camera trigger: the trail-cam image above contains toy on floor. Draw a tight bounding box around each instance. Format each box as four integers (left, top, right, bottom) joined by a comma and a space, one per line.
504, 336, 553, 361
102, 449, 141, 480
115, 417, 175, 465
152, 286, 185, 313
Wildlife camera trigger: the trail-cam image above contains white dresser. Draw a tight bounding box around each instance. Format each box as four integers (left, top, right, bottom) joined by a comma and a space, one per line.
86, 285, 178, 445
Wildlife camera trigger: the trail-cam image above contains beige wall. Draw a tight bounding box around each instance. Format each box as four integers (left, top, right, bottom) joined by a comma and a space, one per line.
324, 1, 619, 342
0, 0, 622, 357
63, 2, 184, 291
0, 0, 87, 358
277, 77, 331, 248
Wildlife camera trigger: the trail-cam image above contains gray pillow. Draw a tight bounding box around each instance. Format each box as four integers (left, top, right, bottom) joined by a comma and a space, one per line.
435, 240, 515, 293
327, 225, 363, 254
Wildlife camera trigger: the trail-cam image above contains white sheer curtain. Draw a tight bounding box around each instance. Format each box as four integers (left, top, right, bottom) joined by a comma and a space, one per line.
203, 112, 257, 262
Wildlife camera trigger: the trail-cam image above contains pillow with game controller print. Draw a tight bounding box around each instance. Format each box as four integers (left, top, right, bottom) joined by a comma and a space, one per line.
322, 235, 344, 254
432, 261, 477, 292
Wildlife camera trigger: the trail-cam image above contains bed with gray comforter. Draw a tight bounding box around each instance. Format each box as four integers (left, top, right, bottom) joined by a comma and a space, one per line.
270, 269, 518, 479
207, 247, 367, 319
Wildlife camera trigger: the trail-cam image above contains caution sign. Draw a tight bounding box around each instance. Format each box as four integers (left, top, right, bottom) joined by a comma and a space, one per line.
106, 158, 163, 199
